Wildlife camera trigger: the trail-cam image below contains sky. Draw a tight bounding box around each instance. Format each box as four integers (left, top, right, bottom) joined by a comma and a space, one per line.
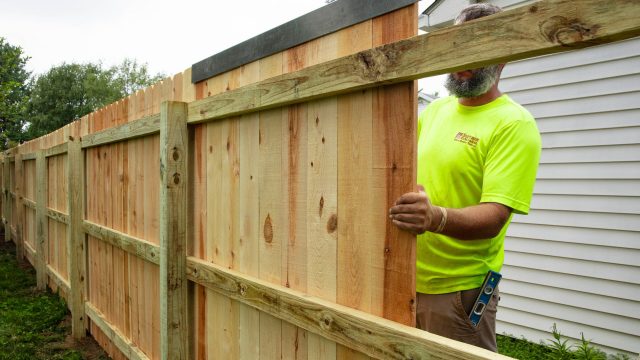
0, 0, 446, 96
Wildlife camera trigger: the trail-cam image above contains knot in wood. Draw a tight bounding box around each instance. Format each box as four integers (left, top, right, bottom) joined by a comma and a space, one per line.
263, 214, 274, 244
172, 148, 180, 161
239, 283, 247, 296
173, 173, 181, 185
357, 50, 387, 81
326, 214, 337, 234
539, 16, 599, 46
319, 313, 333, 331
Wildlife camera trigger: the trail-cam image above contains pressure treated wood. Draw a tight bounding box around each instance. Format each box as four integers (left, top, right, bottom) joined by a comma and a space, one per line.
22, 152, 37, 161
83, 220, 160, 265
23, 198, 36, 210
188, 0, 640, 124
67, 138, 86, 339
15, 153, 24, 260
47, 264, 71, 295
35, 151, 48, 290
81, 113, 160, 148
85, 302, 149, 360
47, 208, 70, 225
159, 101, 188, 360
186, 257, 509, 360
3, 158, 11, 242
44, 142, 68, 158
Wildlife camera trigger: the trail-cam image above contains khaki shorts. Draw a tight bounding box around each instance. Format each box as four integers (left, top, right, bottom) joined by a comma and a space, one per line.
416, 287, 499, 351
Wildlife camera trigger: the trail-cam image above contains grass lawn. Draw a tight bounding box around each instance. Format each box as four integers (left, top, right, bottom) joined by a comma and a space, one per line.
0, 237, 107, 360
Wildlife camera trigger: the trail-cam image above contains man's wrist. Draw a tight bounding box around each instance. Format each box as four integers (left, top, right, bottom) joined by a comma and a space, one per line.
433, 206, 448, 233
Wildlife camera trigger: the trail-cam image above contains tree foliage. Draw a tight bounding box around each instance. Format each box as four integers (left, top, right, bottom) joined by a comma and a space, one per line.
0, 37, 31, 149
25, 59, 164, 139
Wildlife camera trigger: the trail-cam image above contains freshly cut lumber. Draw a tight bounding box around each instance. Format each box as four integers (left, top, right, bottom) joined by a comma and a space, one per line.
188, 0, 640, 124
85, 302, 149, 360
81, 114, 160, 148
186, 257, 511, 360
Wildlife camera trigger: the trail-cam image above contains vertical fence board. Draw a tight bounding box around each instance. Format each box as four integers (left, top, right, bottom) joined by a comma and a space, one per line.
371, 3, 418, 327
257, 52, 285, 360
237, 62, 261, 360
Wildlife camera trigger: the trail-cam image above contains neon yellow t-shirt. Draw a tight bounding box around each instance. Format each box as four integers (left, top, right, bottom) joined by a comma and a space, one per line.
416, 94, 541, 294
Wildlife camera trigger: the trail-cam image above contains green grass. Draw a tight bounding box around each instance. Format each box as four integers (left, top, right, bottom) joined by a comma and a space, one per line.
498, 330, 633, 360
498, 334, 553, 359
0, 240, 101, 360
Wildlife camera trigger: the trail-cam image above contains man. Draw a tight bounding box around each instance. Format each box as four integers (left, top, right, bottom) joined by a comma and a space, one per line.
388, 4, 541, 352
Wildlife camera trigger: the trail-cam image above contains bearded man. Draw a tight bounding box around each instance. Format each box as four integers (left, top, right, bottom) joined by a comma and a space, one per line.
388, 4, 541, 351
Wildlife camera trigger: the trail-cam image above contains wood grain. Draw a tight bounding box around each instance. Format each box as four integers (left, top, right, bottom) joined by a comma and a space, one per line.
35, 151, 48, 290
81, 113, 160, 149
14, 153, 24, 261
188, 0, 640, 125
186, 256, 511, 360
67, 137, 86, 339
159, 101, 189, 360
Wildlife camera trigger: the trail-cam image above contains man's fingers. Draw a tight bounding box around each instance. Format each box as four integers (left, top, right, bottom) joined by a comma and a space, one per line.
392, 219, 422, 234
394, 191, 427, 205
417, 184, 426, 193
389, 213, 424, 224
389, 204, 422, 215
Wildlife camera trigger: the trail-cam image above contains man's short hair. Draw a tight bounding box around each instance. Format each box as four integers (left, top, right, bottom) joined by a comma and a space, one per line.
454, 3, 503, 25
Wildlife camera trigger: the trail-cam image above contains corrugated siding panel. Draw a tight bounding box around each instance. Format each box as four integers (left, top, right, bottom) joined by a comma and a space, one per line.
498, 35, 640, 355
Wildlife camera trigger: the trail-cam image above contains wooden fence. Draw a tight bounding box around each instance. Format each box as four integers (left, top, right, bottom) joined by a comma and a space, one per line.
1, 0, 638, 359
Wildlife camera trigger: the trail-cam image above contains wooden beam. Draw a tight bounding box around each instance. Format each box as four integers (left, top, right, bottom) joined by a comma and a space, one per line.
47, 208, 70, 225
186, 257, 511, 360
35, 150, 48, 290
159, 101, 189, 360
85, 302, 150, 360
3, 156, 10, 244
81, 113, 161, 148
47, 264, 71, 295
188, 0, 640, 125
83, 220, 160, 265
44, 142, 68, 158
67, 137, 86, 339
21, 152, 37, 161
14, 153, 24, 261
24, 241, 36, 265
23, 198, 36, 210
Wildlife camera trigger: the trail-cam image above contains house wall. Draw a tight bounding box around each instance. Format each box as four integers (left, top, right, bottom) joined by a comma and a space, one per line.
499, 36, 640, 356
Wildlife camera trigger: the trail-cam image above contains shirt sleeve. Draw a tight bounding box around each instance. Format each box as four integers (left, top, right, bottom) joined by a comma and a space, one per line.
480, 119, 541, 215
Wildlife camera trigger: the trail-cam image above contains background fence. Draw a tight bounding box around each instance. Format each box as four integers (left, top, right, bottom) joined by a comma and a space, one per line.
1, 0, 638, 359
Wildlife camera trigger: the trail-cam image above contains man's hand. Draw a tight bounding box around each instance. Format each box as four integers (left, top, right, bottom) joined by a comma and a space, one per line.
389, 185, 441, 235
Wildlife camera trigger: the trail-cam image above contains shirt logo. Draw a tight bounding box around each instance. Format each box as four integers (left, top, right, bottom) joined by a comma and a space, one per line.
454, 132, 479, 147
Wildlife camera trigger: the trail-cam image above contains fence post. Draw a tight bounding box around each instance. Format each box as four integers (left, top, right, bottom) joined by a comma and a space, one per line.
35, 150, 48, 290
159, 101, 188, 360
67, 137, 86, 338
15, 153, 24, 261
3, 155, 10, 242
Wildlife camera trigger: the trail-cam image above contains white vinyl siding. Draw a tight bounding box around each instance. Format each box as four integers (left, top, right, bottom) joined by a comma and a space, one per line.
499, 36, 640, 355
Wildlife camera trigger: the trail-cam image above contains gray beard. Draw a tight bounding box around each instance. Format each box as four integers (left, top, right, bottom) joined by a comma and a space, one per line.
444, 65, 501, 98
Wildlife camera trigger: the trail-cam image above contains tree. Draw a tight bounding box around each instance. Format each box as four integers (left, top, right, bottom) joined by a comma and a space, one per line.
25, 59, 163, 139
111, 58, 164, 96
0, 37, 30, 149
